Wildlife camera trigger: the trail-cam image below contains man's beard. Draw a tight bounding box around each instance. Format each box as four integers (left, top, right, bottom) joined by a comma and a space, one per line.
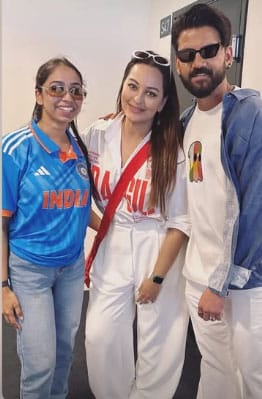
179, 66, 226, 98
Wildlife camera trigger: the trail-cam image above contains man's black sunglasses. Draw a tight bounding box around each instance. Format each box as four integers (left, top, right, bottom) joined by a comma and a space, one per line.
176, 42, 221, 63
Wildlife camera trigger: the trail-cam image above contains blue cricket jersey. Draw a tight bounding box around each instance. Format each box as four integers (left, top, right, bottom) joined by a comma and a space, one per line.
2, 120, 91, 266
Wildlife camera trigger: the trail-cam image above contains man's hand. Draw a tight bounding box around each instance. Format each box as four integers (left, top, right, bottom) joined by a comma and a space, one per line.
198, 288, 225, 321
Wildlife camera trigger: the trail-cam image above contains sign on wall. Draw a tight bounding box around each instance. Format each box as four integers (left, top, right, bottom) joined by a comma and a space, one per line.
160, 15, 172, 38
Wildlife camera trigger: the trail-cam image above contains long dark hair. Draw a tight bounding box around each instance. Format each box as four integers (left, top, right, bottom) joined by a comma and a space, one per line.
116, 51, 182, 214
32, 57, 96, 196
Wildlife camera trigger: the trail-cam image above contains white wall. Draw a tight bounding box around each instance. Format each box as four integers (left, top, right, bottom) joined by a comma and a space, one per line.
242, 0, 262, 91
1, 0, 151, 133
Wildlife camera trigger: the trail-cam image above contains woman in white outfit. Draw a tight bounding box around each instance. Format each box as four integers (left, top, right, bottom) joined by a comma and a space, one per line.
82, 50, 190, 399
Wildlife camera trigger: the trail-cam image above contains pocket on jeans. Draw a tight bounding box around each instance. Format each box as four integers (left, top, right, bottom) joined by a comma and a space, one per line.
8, 252, 50, 289
9, 252, 33, 268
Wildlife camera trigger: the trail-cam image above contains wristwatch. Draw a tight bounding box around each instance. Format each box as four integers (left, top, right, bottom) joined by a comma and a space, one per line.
151, 275, 164, 285
2, 280, 9, 288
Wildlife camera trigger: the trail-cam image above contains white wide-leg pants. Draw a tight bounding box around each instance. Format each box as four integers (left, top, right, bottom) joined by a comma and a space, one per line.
186, 280, 262, 399
85, 221, 189, 399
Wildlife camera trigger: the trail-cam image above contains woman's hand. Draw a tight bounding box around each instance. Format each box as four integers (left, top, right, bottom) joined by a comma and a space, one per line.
2, 287, 23, 330
99, 112, 116, 121
136, 278, 161, 304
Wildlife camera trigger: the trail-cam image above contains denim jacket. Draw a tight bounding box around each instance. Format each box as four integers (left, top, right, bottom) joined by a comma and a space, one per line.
181, 89, 262, 296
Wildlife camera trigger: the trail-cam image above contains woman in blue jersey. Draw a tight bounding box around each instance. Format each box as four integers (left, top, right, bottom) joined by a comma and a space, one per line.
2, 57, 97, 399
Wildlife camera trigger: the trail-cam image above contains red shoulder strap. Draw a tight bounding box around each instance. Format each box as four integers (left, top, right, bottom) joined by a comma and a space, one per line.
85, 141, 151, 286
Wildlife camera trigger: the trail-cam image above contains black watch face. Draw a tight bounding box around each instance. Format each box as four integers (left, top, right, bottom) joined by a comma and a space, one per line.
153, 276, 163, 284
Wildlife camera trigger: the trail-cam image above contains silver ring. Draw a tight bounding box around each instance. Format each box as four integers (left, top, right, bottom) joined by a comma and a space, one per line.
210, 316, 216, 321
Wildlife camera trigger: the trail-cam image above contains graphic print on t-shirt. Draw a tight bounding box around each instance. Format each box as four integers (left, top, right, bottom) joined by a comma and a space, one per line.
91, 164, 155, 215
188, 141, 203, 182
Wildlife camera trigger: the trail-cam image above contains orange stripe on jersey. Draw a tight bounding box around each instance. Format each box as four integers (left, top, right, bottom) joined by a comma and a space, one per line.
59, 146, 78, 163
30, 124, 51, 153
2, 210, 13, 217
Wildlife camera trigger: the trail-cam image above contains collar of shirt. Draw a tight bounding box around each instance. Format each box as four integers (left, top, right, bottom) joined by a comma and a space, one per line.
31, 119, 83, 160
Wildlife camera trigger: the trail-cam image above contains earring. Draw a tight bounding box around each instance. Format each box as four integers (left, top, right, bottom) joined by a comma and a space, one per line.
155, 112, 161, 126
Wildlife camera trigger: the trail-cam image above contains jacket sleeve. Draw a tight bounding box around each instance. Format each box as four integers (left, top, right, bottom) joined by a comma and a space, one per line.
208, 92, 262, 295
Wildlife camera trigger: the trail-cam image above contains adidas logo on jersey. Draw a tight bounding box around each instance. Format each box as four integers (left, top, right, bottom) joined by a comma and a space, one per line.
34, 166, 51, 176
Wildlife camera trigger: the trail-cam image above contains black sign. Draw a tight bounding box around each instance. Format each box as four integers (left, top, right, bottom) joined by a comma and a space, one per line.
160, 15, 172, 38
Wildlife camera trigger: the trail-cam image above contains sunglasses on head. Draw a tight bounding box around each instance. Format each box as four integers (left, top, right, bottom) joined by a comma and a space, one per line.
132, 50, 170, 66
176, 42, 221, 63
40, 83, 87, 100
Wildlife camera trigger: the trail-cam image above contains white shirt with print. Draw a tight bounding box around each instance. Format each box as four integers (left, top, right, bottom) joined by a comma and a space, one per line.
183, 102, 228, 285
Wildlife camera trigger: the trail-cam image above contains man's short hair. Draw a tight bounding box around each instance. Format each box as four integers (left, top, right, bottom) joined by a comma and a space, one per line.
171, 3, 232, 50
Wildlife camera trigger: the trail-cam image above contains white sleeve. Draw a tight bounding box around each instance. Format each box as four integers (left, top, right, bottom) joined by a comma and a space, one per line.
80, 118, 114, 149
165, 152, 191, 237
80, 122, 96, 148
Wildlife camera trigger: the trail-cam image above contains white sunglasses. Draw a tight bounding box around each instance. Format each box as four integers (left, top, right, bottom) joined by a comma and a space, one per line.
132, 50, 170, 66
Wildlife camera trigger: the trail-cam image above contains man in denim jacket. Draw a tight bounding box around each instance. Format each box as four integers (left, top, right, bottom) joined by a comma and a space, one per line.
172, 3, 262, 399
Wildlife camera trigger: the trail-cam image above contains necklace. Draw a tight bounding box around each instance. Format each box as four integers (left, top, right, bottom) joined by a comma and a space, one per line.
60, 142, 72, 153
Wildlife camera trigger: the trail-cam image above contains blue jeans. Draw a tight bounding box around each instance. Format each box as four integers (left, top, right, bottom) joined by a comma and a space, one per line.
9, 251, 85, 399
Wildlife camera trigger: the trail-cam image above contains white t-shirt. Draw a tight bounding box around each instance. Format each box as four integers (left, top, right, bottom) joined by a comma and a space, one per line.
183, 102, 227, 285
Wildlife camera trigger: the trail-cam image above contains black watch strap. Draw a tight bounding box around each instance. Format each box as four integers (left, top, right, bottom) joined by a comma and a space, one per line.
2, 280, 10, 288
151, 275, 164, 285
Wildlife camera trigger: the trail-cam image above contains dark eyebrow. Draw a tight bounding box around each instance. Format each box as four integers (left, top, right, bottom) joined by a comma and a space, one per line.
128, 78, 160, 93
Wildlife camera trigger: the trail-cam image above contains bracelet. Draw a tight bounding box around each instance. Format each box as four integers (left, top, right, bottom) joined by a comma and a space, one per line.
2, 280, 10, 288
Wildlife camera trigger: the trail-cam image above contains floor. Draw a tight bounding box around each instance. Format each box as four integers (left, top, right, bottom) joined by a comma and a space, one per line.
2, 291, 201, 398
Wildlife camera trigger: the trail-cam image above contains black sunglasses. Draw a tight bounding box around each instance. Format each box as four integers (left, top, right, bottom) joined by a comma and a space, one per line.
176, 42, 221, 63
